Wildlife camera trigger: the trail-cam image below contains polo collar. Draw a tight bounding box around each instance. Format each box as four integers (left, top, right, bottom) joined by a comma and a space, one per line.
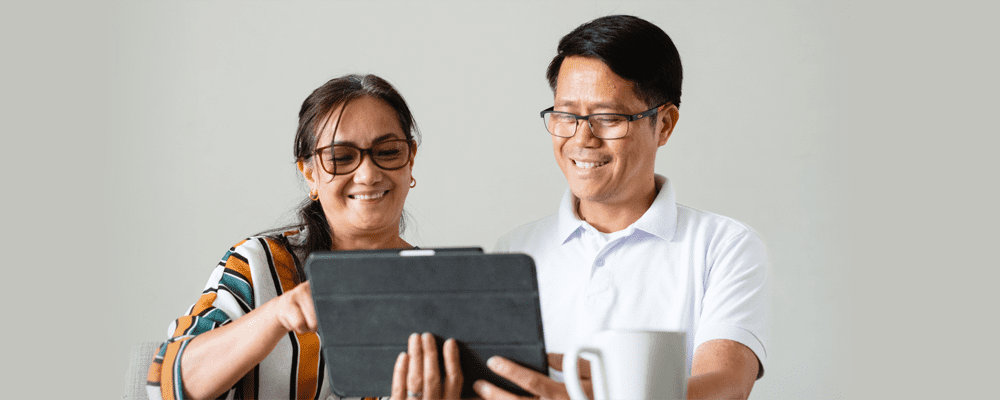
634, 175, 678, 241
556, 188, 585, 243
555, 174, 678, 243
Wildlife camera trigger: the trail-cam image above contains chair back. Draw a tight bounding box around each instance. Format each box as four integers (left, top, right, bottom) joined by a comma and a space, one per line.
123, 341, 161, 400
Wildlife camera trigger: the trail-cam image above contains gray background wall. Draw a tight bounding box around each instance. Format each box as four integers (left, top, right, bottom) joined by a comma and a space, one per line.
3, 1, 996, 399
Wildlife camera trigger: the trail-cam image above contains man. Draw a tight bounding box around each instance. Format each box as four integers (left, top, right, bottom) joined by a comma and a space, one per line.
473, 15, 768, 400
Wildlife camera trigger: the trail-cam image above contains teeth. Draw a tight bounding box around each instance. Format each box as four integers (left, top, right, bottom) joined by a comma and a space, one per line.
351, 191, 387, 200
573, 160, 608, 169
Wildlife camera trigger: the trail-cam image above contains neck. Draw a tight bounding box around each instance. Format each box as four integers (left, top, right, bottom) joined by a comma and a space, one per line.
577, 178, 660, 234
331, 230, 411, 251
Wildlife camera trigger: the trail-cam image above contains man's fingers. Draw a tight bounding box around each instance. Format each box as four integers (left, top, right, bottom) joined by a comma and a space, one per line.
581, 379, 595, 400
547, 353, 563, 371
421, 333, 441, 399
472, 379, 527, 400
442, 338, 463, 399
407, 333, 423, 396
487, 356, 561, 399
391, 352, 408, 400
548, 353, 591, 378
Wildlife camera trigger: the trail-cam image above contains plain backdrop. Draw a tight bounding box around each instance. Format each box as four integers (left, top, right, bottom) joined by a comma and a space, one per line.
2, 1, 997, 399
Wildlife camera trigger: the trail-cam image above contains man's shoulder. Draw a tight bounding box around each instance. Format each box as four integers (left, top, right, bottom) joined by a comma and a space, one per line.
494, 213, 560, 252
675, 203, 762, 244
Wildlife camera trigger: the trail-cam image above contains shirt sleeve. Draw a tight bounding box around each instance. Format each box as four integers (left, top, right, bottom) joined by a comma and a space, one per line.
694, 229, 769, 378
146, 243, 257, 400
493, 233, 511, 253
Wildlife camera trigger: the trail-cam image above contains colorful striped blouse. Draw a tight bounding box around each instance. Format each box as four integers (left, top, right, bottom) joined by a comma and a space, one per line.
146, 230, 377, 400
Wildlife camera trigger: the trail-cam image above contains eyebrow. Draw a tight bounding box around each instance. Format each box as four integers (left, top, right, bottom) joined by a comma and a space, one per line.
554, 100, 623, 112
332, 133, 405, 146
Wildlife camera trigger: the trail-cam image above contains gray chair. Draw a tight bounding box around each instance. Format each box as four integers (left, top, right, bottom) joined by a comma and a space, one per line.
123, 342, 161, 400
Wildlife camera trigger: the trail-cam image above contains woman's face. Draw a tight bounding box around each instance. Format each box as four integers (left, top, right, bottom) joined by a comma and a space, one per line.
299, 96, 415, 244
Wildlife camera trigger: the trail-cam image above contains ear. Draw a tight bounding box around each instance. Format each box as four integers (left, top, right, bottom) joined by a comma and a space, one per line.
408, 142, 418, 168
656, 104, 679, 147
298, 160, 317, 193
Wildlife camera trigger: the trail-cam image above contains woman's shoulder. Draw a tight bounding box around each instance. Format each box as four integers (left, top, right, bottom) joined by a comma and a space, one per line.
259, 227, 307, 247
216, 228, 308, 286
227, 227, 307, 265
236, 227, 306, 247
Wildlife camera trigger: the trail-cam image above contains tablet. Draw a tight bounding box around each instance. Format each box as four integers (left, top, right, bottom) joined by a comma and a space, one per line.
304, 248, 546, 398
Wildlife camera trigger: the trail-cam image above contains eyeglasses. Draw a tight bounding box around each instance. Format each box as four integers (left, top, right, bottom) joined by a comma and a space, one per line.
540, 104, 664, 139
313, 139, 414, 175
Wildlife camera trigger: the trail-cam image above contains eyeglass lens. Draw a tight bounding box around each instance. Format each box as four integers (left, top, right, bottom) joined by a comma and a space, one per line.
543, 112, 629, 139
320, 140, 411, 175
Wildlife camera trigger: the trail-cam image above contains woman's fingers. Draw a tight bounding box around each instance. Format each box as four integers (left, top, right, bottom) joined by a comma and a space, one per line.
294, 282, 318, 332
273, 281, 318, 334
276, 304, 308, 334
391, 352, 408, 400
395, 333, 462, 399
421, 333, 442, 399
407, 333, 423, 398
442, 338, 463, 399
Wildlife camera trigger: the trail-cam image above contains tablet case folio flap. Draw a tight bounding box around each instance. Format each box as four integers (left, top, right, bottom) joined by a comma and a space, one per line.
306, 252, 546, 398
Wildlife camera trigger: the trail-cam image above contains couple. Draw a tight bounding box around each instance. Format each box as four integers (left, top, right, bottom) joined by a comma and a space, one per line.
148, 15, 767, 400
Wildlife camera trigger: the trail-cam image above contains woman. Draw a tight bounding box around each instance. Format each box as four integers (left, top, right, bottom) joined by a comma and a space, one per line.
147, 74, 462, 400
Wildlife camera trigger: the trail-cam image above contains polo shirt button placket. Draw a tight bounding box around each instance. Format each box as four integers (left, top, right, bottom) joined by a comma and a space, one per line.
587, 253, 612, 297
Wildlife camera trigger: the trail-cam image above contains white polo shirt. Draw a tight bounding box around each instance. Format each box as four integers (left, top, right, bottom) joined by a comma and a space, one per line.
494, 175, 768, 376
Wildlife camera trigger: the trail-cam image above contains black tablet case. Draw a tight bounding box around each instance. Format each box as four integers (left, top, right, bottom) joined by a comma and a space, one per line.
305, 249, 546, 398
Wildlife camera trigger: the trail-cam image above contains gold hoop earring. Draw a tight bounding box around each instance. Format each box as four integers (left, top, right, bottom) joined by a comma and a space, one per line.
309, 191, 319, 201
409, 177, 416, 188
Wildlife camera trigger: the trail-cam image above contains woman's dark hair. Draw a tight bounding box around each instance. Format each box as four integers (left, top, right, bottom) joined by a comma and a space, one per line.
546, 15, 683, 108
270, 74, 419, 260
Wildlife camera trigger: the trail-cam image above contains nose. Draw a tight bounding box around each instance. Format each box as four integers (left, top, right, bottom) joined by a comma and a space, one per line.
351, 153, 383, 185
570, 119, 601, 146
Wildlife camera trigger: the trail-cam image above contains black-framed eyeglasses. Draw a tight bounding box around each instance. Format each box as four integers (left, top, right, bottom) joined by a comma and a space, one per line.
540, 104, 664, 139
313, 139, 414, 175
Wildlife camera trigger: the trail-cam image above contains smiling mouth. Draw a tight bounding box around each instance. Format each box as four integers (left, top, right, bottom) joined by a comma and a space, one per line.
572, 159, 610, 169
348, 190, 389, 200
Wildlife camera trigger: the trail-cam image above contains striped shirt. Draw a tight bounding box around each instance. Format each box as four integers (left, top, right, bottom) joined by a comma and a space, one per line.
147, 230, 376, 400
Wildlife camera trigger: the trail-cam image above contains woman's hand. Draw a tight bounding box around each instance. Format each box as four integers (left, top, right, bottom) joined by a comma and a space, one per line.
270, 281, 318, 334
391, 332, 463, 400
178, 280, 319, 399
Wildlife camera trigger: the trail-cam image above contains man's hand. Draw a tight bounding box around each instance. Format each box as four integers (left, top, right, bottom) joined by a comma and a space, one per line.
475, 341, 759, 400
472, 353, 592, 400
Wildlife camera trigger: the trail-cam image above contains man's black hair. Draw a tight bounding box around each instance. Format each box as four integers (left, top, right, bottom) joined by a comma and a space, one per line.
546, 15, 683, 108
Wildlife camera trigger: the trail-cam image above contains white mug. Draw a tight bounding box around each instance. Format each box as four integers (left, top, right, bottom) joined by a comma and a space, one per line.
563, 330, 686, 400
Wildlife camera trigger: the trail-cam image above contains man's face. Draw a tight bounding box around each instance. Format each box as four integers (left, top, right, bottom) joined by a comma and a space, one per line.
551, 56, 675, 207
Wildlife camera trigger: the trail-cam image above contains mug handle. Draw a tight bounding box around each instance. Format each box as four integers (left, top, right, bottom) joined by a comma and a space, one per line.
563, 346, 608, 400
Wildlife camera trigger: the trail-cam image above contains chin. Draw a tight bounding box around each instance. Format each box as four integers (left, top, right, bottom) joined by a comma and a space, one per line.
569, 186, 605, 203
566, 174, 597, 192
